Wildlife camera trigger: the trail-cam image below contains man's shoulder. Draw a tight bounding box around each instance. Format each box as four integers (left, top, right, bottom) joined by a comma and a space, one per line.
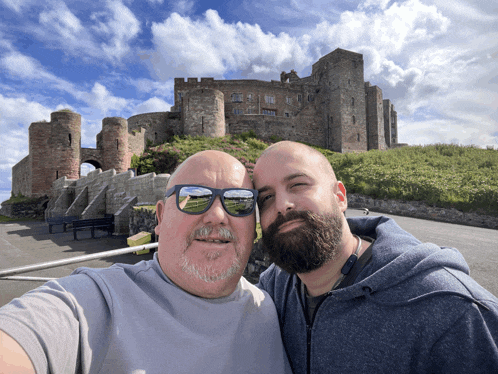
257, 264, 296, 296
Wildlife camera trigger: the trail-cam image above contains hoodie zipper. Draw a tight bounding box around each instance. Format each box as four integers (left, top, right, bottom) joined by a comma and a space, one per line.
296, 288, 312, 374
297, 283, 331, 374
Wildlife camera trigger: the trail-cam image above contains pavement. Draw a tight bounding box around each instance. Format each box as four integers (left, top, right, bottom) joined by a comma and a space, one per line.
1, 209, 497, 307
0, 220, 154, 307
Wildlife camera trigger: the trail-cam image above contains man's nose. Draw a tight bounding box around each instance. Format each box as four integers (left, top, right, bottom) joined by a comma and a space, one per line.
276, 192, 295, 216
202, 196, 228, 224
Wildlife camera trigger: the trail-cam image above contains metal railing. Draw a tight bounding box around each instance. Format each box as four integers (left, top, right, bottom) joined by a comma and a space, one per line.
0, 243, 159, 281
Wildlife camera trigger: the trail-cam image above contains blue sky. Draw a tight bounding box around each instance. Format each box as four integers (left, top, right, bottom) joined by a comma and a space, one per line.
0, 0, 497, 200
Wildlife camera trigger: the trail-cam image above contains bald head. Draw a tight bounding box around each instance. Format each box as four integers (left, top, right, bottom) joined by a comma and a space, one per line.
256, 141, 337, 189
167, 150, 252, 191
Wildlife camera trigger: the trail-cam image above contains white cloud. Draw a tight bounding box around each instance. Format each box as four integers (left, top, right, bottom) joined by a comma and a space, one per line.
130, 77, 175, 98
1, 0, 35, 13
78, 83, 129, 116
39, 3, 84, 43
150, 10, 310, 79
0, 95, 49, 173
133, 97, 172, 114
171, 0, 195, 14
147, 0, 164, 4
1, 52, 40, 80
91, 0, 141, 61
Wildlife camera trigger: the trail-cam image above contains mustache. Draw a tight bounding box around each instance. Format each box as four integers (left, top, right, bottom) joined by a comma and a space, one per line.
187, 226, 236, 247
265, 210, 316, 234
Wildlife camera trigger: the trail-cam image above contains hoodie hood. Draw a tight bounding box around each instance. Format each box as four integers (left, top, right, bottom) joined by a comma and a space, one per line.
333, 216, 479, 306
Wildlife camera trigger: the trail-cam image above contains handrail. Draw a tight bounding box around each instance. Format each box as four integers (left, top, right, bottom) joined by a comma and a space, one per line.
0, 243, 159, 279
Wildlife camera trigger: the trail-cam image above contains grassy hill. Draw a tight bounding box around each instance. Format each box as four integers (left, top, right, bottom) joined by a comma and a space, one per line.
131, 133, 498, 217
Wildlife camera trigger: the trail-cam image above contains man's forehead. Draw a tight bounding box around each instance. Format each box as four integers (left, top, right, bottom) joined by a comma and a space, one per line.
172, 155, 249, 187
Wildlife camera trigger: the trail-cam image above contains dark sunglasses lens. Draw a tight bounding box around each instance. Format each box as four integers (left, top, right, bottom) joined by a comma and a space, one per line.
223, 189, 255, 216
178, 186, 213, 213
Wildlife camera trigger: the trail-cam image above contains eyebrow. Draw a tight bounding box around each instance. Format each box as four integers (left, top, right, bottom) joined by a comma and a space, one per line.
257, 172, 311, 194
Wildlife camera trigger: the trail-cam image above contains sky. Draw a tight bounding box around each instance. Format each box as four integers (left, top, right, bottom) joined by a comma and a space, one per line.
0, 0, 497, 200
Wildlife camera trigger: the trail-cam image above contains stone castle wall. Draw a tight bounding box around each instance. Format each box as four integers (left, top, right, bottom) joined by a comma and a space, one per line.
11, 48, 402, 200
12, 155, 31, 197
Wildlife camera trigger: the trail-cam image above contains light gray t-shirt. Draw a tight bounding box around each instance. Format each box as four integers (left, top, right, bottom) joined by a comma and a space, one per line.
0, 254, 291, 374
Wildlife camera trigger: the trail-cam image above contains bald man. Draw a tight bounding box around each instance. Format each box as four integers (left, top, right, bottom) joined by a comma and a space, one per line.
0, 150, 291, 374
253, 141, 498, 374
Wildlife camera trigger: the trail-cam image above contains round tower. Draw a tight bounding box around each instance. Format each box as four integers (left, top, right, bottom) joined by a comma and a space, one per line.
102, 117, 129, 173
49, 110, 81, 179
29, 121, 52, 196
183, 88, 225, 137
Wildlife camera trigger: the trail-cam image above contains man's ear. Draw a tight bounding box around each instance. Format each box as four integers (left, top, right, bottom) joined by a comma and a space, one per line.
336, 181, 348, 211
155, 200, 165, 236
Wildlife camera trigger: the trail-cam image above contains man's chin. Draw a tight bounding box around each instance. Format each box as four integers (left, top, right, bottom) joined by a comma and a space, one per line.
180, 256, 241, 283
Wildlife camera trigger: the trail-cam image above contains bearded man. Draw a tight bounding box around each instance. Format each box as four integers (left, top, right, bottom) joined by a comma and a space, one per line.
254, 140, 498, 374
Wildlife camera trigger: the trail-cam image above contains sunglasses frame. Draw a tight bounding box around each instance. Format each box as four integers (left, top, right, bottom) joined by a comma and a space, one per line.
165, 184, 259, 217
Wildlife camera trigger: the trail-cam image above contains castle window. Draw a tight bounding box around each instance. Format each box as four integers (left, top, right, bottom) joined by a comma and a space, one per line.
353, 115, 356, 124
348, 79, 351, 85
116, 139, 119, 149
178, 92, 182, 101
297, 94, 302, 102
265, 95, 275, 104
357, 133, 360, 142
247, 93, 253, 101
248, 108, 254, 114
285, 112, 290, 117
286, 97, 291, 104
233, 109, 243, 115
56, 171, 59, 180
351, 97, 354, 106
262, 109, 276, 116
308, 94, 314, 102
232, 93, 243, 103
68, 133, 71, 146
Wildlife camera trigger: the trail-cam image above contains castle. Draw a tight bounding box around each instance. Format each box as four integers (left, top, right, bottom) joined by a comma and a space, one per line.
12, 48, 400, 198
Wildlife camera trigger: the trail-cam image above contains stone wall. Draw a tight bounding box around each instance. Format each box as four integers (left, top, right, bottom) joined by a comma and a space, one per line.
348, 194, 498, 230
46, 168, 170, 234
11, 155, 31, 197
128, 112, 181, 146
0, 197, 49, 219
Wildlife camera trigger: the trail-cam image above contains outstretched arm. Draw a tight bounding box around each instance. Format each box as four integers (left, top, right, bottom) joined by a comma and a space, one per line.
0, 330, 35, 374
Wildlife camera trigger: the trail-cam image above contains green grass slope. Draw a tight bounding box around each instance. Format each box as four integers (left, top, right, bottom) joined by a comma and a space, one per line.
131, 134, 498, 217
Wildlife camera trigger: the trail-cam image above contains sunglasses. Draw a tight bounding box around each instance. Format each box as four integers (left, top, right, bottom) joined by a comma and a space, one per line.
165, 184, 259, 217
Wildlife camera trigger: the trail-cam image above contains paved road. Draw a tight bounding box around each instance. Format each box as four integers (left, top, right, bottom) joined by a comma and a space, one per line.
1, 210, 497, 307
348, 209, 498, 297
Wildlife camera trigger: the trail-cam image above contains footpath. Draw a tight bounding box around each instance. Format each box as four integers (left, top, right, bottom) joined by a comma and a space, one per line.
0, 220, 153, 307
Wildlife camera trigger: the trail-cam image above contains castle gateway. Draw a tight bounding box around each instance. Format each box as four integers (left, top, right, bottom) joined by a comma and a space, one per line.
12, 48, 399, 198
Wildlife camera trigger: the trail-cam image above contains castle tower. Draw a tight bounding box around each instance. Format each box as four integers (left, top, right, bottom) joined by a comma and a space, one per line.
102, 117, 130, 173
29, 111, 81, 196
182, 88, 225, 137
365, 83, 387, 150
312, 49, 367, 152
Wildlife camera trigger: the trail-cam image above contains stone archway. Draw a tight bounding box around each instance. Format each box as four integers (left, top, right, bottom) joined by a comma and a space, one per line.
80, 159, 102, 177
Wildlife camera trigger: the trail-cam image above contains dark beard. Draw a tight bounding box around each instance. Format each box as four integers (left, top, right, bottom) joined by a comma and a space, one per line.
262, 209, 343, 274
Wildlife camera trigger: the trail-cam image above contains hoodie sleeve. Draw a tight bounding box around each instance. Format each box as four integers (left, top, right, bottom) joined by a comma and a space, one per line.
428, 301, 498, 372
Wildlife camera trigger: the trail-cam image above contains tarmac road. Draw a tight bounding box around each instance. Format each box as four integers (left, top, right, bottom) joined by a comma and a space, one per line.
0, 209, 497, 307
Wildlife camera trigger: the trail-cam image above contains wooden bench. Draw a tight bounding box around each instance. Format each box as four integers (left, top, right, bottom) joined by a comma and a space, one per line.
47, 216, 79, 234
73, 216, 114, 240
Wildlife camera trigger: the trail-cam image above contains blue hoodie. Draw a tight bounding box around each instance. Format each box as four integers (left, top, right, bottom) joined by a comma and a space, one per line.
258, 216, 498, 374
